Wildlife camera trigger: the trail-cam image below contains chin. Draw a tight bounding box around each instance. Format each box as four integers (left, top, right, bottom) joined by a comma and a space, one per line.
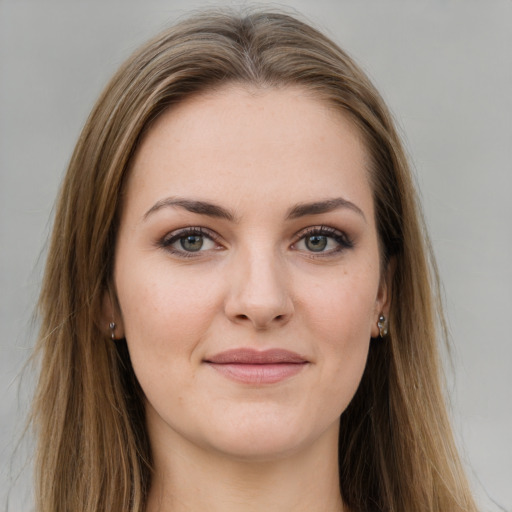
205, 432, 313, 462
195, 410, 340, 462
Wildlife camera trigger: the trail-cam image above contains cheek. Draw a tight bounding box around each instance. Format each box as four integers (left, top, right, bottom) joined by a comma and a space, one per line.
115, 259, 223, 372
298, 264, 378, 343
296, 265, 378, 401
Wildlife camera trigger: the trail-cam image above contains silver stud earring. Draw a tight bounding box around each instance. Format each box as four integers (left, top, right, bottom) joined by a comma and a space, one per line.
377, 314, 388, 338
109, 321, 116, 340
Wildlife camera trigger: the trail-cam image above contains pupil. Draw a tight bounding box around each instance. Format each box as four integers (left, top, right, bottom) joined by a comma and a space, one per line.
180, 235, 203, 252
306, 235, 327, 252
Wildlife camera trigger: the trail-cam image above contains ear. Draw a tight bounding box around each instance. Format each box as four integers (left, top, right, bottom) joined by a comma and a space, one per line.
371, 257, 395, 338
99, 285, 125, 340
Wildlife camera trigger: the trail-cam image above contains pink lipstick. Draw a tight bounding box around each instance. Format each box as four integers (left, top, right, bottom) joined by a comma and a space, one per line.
204, 348, 308, 384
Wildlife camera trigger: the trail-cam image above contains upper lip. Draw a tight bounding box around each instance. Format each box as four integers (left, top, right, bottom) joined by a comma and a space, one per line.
205, 348, 308, 364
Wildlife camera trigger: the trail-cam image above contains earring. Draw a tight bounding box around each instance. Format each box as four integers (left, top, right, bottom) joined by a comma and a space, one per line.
377, 314, 388, 338
109, 321, 116, 341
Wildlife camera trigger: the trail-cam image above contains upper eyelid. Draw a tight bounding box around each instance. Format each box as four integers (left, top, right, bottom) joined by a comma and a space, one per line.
293, 225, 347, 240
162, 226, 218, 241
163, 225, 343, 237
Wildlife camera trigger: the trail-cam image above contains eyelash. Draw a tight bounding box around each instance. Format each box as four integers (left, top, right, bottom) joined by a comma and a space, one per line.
158, 225, 354, 258
158, 227, 222, 259
293, 226, 354, 257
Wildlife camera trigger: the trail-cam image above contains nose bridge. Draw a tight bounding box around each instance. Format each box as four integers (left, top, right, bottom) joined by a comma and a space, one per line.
225, 241, 293, 329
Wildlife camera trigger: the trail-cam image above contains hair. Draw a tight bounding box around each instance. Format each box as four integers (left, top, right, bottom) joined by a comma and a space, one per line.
31, 8, 478, 512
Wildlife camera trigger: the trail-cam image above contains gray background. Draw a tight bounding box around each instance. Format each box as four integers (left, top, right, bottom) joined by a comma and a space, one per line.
1, 1, 511, 510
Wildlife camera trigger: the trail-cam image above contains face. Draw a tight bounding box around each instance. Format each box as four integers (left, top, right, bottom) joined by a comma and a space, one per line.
110, 85, 389, 461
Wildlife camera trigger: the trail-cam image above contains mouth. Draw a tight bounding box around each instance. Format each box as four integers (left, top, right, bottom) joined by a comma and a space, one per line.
204, 348, 309, 385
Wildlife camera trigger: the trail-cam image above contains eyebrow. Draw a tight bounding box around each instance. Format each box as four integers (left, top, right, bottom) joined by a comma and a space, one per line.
143, 196, 365, 223
143, 197, 237, 222
286, 197, 366, 222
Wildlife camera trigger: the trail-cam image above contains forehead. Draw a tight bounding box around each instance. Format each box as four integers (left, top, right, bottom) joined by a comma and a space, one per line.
125, 85, 373, 220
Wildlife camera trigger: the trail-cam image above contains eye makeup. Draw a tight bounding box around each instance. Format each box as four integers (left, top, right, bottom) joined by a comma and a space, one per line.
292, 225, 354, 258
157, 224, 354, 260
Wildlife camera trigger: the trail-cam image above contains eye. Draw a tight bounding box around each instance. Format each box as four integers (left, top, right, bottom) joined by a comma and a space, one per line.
180, 234, 207, 252
294, 226, 353, 255
304, 234, 329, 252
159, 227, 220, 257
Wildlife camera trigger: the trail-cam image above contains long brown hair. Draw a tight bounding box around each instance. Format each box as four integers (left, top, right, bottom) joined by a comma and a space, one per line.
32, 9, 478, 512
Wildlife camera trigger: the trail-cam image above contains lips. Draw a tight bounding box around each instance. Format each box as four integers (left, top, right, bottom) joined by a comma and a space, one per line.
204, 348, 309, 384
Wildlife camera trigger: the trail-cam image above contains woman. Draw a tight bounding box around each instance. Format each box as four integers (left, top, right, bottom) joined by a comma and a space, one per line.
31, 9, 479, 512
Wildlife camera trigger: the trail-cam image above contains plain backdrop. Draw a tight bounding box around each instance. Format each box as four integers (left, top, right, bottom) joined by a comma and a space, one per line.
1, 1, 511, 510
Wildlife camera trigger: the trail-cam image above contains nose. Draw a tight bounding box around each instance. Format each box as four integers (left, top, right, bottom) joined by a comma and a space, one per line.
224, 249, 294, 330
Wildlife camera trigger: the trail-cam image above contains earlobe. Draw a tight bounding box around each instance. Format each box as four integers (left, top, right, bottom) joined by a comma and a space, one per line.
100, 287, 125, 341
377, 314, 389, 338
371, 257, 395, 338
109, 321, 118, 341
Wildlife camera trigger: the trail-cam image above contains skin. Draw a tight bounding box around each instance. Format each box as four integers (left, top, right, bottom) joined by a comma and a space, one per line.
107, 85, 391, 512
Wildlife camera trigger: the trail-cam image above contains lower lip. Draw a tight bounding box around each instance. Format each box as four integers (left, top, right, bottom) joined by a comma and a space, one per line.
206, 363, 307, 384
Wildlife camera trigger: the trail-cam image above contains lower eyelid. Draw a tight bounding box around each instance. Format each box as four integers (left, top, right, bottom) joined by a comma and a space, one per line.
294, 239, 349, 254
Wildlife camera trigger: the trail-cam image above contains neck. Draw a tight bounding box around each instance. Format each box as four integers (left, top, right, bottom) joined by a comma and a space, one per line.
146, 423, 344, 512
